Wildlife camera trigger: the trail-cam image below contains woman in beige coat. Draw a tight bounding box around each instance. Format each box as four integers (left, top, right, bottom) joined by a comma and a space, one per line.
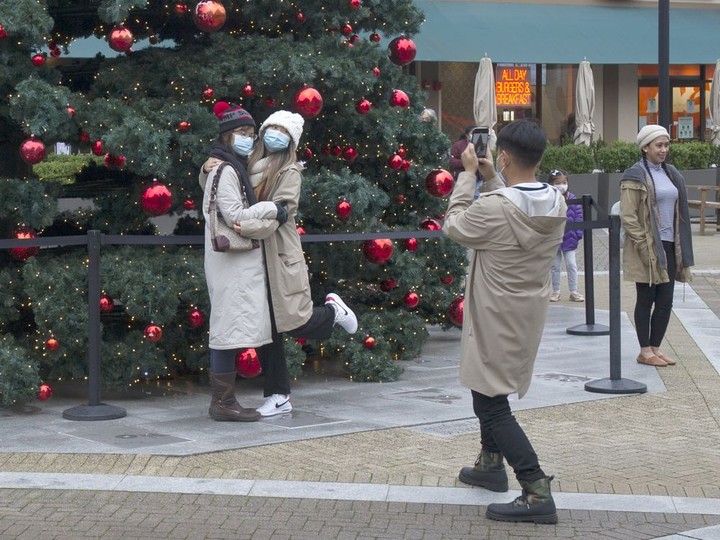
620, 124, 694, 367
206, 110, 357, 417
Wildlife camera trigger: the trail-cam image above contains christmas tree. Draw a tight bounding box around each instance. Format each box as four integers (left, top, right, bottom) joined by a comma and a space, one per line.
0, 0, 466, 406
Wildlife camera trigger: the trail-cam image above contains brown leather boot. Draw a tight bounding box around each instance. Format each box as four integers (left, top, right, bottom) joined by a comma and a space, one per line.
209, 370, 261, 422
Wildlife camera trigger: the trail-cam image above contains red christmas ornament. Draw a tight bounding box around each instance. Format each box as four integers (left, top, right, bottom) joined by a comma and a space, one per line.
236, 348, 262, 378
66, 106, 76, 118
193, 0, 227, 32
49, 48, 61, 58
91, 140, 104, 156
363, 336, 376, 349
350, 0, 361, 8
177, 121, 191, 132
331, 145, 342, 156
294, 86, 323, 118
303, 147, 314, 159
108, 25, 134, 53
144, 324, 163, 342
264, 96, 276, 108
355, 98, 372, 115
373, 67, 380, 78
403, 291, 420, 309
37, 384, 53, 401
175, 3, 189, 14
187, 308, 204, 328
103, 153, 126, 169
80, 132, 90, 143
296, 11, 305, 23
341, 24, 353, 36
19, 137, 46, 164
141, 180, 173, 216
183, 197, 196, 210
242, 83, 255, 97
296, 225, 306, 235
31, 53, 46, 67
389, 89, 410, 108
400, 159, 411, 171
348, 34, 360, 45
296, 338, 307, 346
403, 238, 418, 252
397, 145, 408, 158
342, 146, 358, 161
336, 199, 352, 219
202, 86, 215, 100
369, 33, 380, 43
395, 194, 406, 204
0, 24, 7, 39
387, 154, 403, 169
99, 294, 115, 313
425, 168, 455, 198
380, 279, 397, 292
440, 274, 454, 285
388, 36, 417, 66
363, 238, 394, 264
45, 338, 60, 352
420, 218, 442, 231
448, 295, 464, 327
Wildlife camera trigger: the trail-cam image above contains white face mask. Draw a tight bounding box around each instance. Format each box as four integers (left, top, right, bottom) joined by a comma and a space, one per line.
555, 184, 568, 194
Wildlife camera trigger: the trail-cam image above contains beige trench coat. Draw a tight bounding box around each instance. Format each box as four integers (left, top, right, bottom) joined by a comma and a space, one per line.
240, 164, 313, 333
443, 172, 567, 398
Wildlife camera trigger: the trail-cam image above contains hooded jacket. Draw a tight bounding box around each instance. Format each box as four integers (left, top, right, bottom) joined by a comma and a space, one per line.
619, 161, 693, 284
443, 171, 567, 398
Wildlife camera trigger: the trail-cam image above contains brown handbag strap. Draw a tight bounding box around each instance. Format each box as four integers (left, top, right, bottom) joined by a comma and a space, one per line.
208, 162, 229, 210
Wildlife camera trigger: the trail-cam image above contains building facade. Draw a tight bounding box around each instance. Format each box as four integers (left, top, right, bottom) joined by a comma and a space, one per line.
411, 0, 720, 144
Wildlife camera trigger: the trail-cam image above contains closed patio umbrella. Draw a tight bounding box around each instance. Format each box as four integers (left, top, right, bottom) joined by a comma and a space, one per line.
709, 59, 720, 145
473, 56, 497, 150
574, 60, 595, 146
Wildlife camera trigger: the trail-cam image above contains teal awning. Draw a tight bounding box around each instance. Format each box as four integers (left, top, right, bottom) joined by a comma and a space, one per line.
412, 1, 720, 64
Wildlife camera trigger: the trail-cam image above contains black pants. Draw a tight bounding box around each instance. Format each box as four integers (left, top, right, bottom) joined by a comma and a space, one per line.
257, 301, 335, 397
472, 390, 545, 482
634, 241, 676, 348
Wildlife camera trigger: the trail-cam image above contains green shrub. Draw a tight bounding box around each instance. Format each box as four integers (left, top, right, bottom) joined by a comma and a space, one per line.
539, 143, 596, 175
32, 154, 101, 185
668, 141, 713, 170
595, 140, 639, 173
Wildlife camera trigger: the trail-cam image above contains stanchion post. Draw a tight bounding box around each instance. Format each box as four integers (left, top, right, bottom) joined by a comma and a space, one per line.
63, 230, 127, 420
567, 195, 609, 336
585, 214, 646, 394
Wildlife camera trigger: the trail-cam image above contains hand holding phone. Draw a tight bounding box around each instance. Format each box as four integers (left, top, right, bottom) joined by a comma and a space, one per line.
469, 127, 489, 158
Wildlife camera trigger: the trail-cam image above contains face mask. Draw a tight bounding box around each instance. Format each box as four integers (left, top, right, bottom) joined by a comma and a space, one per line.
263, 129, 291, 153
232, 134, 254, 157
555, 184, 568, 194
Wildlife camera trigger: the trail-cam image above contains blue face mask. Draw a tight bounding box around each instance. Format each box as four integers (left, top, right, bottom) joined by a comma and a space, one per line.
263, 129, 291, 153
232, 134, 254, 157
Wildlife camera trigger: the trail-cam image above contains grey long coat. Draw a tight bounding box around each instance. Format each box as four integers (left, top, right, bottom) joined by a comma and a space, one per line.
239, 164, 313, 333
201, 164, 278, 349
443, 172, 567, 398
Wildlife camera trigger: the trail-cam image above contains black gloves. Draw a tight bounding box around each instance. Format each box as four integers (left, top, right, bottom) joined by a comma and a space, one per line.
275, 203, 288, 225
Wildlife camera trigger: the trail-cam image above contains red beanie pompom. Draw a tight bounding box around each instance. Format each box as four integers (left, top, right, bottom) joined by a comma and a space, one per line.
213, 101, 232, 120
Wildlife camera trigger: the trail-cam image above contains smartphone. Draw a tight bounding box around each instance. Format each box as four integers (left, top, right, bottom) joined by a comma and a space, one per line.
469, 127, 489, 158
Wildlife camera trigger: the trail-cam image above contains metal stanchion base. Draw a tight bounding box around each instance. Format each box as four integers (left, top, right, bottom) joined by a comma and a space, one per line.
566, 323, 610, 336
585, 378, 647, 395
62, 403, 127, 421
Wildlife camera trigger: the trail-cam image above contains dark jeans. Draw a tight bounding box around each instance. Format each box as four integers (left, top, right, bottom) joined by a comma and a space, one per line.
257, 301, 335, 397
634, 241, 676, 348
472, 390, 545, 482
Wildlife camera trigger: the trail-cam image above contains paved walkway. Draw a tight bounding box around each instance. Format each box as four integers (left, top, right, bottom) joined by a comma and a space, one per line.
1, 228, 720, 539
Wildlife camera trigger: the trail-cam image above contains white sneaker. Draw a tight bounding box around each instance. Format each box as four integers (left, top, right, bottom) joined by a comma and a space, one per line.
549, 292, 561, 302
569, 291, 585, 302
325, 293, 358, 334
256, 394, 292, 416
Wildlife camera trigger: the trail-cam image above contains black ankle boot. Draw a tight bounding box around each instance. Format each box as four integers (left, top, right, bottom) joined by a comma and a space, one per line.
458, 449, 508, 492
485, 475, 558, 524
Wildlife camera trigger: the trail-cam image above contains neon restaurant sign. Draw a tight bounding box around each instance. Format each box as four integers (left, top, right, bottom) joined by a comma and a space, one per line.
495, 67, 531, 106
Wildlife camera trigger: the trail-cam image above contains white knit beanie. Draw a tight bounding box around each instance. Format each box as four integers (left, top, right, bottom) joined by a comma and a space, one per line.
637, 124, 670, 149
262, 110, 304, 147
